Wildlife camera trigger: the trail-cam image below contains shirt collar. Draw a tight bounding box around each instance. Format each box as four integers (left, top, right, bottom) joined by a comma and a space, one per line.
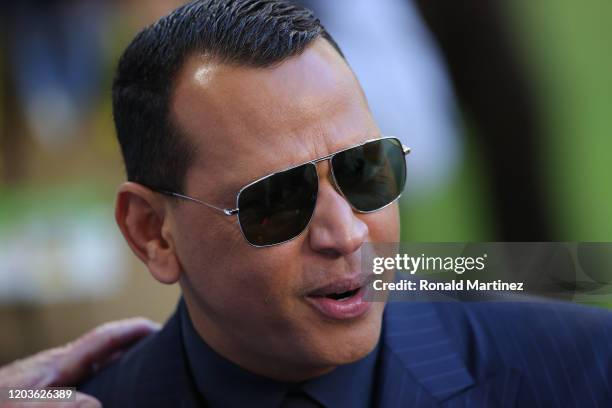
179, 299, 379, 408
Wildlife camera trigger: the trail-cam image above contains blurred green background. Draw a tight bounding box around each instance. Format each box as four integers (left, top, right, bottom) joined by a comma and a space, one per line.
401, 0, 612, 242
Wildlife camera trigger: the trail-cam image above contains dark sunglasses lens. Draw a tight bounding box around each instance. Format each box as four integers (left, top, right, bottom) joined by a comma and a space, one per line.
331, 138, 406, 212
237, 164, 318, 246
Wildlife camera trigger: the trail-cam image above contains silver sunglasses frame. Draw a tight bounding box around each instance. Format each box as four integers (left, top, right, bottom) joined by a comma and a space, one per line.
156, 136, 411, 247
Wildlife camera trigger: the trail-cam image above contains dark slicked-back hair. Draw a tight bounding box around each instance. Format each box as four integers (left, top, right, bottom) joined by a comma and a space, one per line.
113, 0, 343, 193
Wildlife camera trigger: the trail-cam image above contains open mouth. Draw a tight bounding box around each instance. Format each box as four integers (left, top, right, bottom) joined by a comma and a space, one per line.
304, 280, 371, 320
310, 287, 361, 301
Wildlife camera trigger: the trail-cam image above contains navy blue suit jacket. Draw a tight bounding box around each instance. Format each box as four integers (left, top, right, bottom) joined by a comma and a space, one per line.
80, 299, 612, 407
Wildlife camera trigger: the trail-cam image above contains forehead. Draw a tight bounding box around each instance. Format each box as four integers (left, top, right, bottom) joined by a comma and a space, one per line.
171, 39, 379, 197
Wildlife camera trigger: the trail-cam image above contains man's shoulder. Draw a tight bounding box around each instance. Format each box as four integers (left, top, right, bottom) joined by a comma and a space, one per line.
386, 297, 612, 353
445, 297, 612, 343
387, 295, 612, 334
385, 298, 612, 380
382, 300, 612, 406
79, 308, 194, 407
78, 330, 154, 402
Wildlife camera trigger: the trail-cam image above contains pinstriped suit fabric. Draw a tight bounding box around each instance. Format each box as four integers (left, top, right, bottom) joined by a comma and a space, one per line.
81, 298, 612, 407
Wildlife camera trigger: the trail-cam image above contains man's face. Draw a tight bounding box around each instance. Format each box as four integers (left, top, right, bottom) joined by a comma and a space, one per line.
169, 39, 400, 379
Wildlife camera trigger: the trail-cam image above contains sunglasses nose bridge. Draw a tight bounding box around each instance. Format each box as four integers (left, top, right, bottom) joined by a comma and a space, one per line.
328, 159, 345, 198
310, 155, 344, 197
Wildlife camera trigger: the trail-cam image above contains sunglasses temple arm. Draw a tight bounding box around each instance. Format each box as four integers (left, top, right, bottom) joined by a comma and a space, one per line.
157, 190, 238, 216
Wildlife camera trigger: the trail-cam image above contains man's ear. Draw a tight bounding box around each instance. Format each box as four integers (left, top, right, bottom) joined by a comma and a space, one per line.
115, 182, 181, 284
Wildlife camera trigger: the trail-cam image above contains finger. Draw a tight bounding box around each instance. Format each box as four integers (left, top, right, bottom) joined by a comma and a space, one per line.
52, 317, 160, 385
73, 391, 102, 408
0, 318, 159, 388
0, 392, 101, 408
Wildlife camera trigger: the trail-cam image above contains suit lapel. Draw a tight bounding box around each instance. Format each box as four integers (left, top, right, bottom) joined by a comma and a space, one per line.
377, 301, 521, 407
442, 368, 521, 407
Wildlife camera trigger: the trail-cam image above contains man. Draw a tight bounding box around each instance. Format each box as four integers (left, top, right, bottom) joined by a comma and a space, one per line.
80, 1, 612, 407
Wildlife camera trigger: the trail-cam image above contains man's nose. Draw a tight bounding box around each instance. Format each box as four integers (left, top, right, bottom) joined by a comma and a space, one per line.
307, 166, 368, 257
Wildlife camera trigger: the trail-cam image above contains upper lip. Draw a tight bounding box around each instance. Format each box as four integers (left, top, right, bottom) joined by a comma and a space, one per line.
306, 274, 374, 297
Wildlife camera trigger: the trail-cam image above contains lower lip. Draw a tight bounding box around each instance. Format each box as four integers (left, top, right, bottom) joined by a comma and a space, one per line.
305, 286, 372, 320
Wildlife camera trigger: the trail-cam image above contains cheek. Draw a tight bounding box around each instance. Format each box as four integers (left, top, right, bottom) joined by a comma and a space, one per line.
362, 202, 400, 242
174, 211, 247, 297
174, 212, 302, 323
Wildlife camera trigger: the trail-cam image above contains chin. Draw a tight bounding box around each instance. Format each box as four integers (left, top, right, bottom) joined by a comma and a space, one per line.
312, 302, 385, 366
334, 334, 379, 365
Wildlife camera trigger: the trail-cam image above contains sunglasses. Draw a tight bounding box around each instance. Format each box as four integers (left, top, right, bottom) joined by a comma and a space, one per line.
155, 137, 410, 247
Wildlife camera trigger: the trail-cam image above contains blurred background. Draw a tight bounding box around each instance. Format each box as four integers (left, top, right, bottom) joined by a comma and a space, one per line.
1, 0, 611, 365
